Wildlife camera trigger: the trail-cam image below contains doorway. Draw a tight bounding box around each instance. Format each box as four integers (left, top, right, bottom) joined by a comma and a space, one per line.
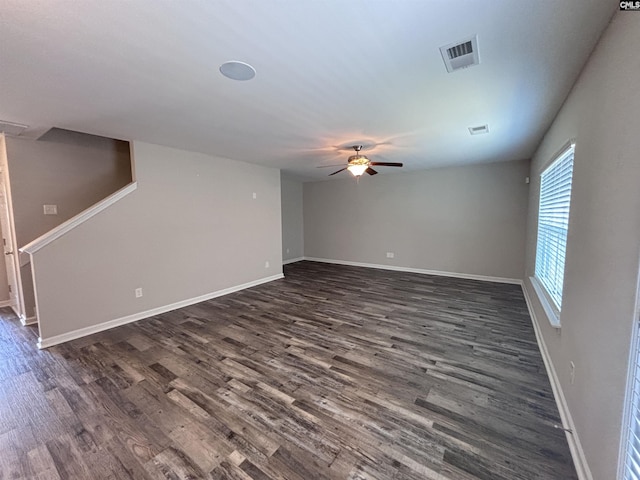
0, 134, 25, 321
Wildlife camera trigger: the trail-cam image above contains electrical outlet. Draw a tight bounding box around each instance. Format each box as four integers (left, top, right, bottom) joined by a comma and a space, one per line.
135, 288, 143, 298
265, 261, 270, 268
252, 192, 257, 199
286, 248, 290, 254
570, 361, 575, 384
386, 252, 395, 259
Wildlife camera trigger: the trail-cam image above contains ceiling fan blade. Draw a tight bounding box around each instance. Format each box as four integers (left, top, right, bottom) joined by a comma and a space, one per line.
329, 167, 347, 176
366, 167, 378, 175
317, 164, 348, 168
369, 162, 403, 167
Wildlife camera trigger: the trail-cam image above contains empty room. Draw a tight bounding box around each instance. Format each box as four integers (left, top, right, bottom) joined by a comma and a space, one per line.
0, 1, 638, 479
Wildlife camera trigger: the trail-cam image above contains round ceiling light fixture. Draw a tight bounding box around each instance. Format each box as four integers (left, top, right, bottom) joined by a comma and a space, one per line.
219, 61, 256, 81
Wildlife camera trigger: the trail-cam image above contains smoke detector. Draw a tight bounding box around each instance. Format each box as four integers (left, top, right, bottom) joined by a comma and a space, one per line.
440, 36, 480, 73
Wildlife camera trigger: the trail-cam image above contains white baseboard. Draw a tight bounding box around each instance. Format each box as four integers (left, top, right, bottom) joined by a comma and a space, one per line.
303, 257, 522, 285
37, 273, 284, 349
283, 257, 304, 265
521, 282, 592, 480
0, 300, 13, 308
20, 315, 37, 326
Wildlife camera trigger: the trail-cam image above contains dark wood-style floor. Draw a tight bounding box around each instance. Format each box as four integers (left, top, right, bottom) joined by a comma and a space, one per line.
0, 261, 576, 480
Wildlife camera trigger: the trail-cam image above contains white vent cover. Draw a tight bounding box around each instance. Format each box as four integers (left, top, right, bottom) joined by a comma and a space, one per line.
0, 120, 28, 136
468, 124, 489, 135
440, 36, 480, 73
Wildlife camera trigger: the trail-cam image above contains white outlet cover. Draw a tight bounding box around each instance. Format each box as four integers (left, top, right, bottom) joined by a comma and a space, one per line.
43, 204, 58, 215
569, 361, 576, 384
265, 261, 270, 268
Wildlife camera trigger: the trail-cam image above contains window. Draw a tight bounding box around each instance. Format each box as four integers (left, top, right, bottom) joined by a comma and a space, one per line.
533, 143, 574, 322
621, 313, 640, 480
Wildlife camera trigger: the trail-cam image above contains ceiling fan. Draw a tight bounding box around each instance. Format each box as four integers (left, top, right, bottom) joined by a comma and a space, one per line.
318, 145, 403, 177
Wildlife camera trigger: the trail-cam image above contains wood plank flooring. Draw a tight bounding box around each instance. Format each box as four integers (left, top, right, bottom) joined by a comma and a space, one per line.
0, 261, 577, 479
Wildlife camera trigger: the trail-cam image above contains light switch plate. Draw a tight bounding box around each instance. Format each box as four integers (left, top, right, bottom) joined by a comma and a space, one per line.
43, 204, 58, 215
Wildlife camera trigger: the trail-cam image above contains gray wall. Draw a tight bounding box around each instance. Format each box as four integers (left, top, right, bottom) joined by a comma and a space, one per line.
304, 160, 530, 280
280, 174, 304, 262
5, 134, 132, 318
523, 12, 640, 480
31, 141, 282, 341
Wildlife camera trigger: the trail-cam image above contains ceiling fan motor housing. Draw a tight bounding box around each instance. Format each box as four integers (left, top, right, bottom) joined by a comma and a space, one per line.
326, 144, 402, 176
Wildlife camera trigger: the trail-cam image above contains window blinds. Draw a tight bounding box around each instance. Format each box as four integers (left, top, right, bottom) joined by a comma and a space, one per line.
534, 144, 574, 310
622, 324, 640, 480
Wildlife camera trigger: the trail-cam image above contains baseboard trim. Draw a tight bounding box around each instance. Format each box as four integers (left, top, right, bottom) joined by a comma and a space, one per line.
0, 300, 13, 308
521, 282, 592, 480
37, 273, 284, 349
303, 257, 522, 285
283, 257, 304, 265
20, 315, 37, 326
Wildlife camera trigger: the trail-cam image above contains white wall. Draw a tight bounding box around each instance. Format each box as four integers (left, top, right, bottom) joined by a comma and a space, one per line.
304, 160, 530, 280
5, 135, 132, 318
280, 174, 304, 262
31, 141, 282, 342
523, 12, 640, 480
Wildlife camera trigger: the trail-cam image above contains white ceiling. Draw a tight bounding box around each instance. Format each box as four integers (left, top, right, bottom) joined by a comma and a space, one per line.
0, 1, 615, 181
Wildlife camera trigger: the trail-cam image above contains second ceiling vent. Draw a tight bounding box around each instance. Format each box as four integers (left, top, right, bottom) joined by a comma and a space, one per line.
440, 35, 480, 73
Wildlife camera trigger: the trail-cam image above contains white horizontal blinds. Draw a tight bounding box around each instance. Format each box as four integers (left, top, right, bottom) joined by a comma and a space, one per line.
623, 318, 640, 480
534, 144, 574, 310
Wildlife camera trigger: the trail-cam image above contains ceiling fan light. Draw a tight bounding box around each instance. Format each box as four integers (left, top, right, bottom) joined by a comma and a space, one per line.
347, 164, 368, 177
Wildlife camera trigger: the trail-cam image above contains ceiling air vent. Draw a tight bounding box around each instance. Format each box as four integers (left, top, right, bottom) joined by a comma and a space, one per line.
440, 35, 480, 73
468, 124, 489, 135
0, 120, 28, 136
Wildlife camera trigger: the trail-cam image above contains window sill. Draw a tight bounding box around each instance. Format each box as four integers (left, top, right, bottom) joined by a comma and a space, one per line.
529, 276, 562, 328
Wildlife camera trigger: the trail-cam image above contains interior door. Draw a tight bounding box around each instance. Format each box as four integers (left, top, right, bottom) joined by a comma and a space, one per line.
0, 174, 18, 311
0, 134, 23, 320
